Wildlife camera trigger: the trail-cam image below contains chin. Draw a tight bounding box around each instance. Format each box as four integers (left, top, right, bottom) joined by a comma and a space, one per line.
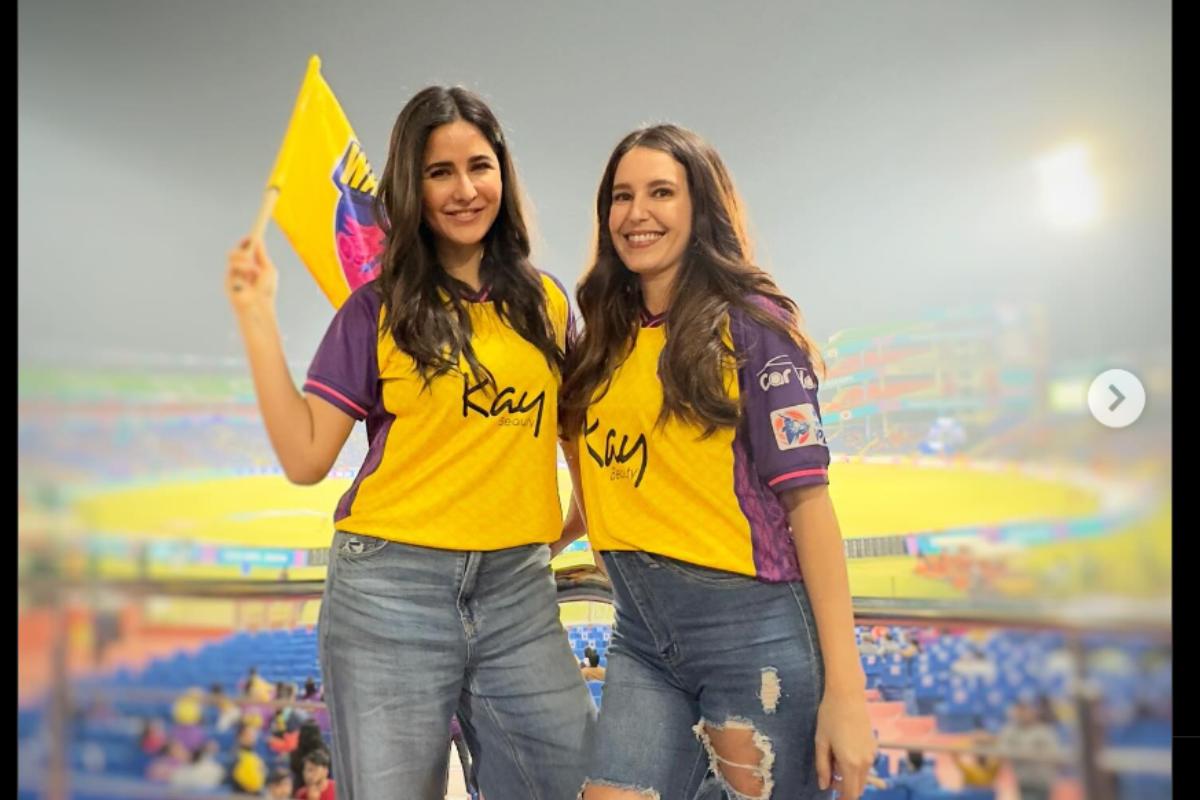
446, 228, 487, 247
621, 259, 659, 277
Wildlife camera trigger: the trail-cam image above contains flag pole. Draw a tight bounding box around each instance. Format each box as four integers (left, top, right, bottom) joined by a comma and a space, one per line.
248, 187, 280, 242
233, 187, 279, 291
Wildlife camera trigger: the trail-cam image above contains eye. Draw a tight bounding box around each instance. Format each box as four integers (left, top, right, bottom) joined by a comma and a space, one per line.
652, 187, 674, 198
427, 167, 450, 179
612, 190, 632, 202
471, 161, 495, 172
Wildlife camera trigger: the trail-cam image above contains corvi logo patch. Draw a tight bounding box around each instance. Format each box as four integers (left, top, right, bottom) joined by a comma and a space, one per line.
757, 355, 816, 392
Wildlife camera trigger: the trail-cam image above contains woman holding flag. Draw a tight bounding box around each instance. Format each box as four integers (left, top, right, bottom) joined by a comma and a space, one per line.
226, 85, 593, 799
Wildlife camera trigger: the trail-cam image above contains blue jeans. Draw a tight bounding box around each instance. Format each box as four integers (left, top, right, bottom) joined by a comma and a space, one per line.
585, 551, 831, 800
319, 532, 596, 799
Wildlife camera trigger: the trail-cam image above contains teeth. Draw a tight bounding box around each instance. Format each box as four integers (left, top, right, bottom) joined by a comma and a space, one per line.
627, 232, 663, 243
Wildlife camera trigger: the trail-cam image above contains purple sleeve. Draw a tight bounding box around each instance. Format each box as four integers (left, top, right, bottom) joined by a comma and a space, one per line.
303, 286, 382, 421
730, 300, 830, 494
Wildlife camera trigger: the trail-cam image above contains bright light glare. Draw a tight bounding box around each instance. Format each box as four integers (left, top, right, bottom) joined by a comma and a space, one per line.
1036, 143, 1101, 230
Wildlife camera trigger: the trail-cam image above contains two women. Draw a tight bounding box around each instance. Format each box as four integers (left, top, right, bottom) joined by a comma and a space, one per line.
229, 87, 872, 799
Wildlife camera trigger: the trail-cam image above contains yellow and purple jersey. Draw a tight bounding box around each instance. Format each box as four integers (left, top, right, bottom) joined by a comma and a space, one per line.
304, 273, 572, 550
577, 298, 829, 582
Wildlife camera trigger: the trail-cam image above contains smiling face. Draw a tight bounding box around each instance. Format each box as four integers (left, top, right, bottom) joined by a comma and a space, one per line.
608, 146, 693, 289
421, 119, 502, 252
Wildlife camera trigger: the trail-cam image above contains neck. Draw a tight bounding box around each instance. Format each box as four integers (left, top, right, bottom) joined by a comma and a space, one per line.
437, 241, 485, 290
639, 269, 676, 316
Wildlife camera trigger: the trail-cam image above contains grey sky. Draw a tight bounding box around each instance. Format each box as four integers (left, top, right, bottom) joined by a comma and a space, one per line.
18, 0, 1170, 371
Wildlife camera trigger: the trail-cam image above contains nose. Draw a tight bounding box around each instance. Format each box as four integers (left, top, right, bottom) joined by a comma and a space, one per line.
451, 171, 477, 204
627, 192, 650, 225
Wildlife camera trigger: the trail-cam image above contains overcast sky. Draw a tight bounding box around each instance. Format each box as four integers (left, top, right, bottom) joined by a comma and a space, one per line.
19, 0, 1170, 372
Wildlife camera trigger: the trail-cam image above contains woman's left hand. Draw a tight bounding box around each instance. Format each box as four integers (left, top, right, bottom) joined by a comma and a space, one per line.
814, 688, 876, 799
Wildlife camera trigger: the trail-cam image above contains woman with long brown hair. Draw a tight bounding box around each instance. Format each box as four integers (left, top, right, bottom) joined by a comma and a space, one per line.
561, 124, 875, 800
226, 86, 594, 799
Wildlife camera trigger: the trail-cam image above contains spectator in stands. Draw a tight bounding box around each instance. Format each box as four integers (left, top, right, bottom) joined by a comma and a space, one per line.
897, 749, 926, 775
290, 721, 327, 789
953, 644, 998, 681
229, 718, 269, 794
171, 690, 208, 751
146, 737, 191, 783
230, 745, 268, 795
580, 647, 606, 681
235, 718, 262, 751
211, 683, 242, 733
91, 602, 122, 668
914, 627, 940, 648
268, 707, 302, 755
301, 677, 320, 701
241, 666, 265, 697
864, 743, 889, 791
139, 718, 168, 755
242, 677, 275, 730
242, 710, 266, 738
858, 632, 880, 657
169, 740, 226, 790
247, 672, 275, 712
877, 632, 901, 656
277, 681, 300, 708
296, 747, 336, 800
996, 697, 1061, 800
239, 666, 273, 713
278, 681, 308, 724
264, 765, 294, 799
890, 750, 939, 793
952, 748, 1001, 789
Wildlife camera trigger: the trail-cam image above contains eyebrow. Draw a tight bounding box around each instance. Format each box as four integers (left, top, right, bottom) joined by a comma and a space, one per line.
424, 154, 497, 173
612, 178, 678, 191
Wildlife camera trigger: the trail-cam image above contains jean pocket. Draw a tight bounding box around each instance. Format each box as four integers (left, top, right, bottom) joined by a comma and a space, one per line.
655, 554, 754, 588
332, 531, 390, 561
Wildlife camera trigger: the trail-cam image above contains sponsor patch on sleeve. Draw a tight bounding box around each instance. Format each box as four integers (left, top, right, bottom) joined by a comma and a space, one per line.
769, 403, 826, 450
756, 355, 817, 392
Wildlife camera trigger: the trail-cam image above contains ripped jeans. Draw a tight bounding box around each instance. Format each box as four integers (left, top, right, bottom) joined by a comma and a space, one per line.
583, 551, 831, 800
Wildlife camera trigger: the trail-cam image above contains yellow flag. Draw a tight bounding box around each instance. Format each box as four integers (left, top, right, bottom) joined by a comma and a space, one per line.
267, 56, 383, 308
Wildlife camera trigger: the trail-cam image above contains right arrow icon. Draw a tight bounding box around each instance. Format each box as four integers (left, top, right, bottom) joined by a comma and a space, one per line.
1108, 385, 1125, 412
1089, 369, 1145, 429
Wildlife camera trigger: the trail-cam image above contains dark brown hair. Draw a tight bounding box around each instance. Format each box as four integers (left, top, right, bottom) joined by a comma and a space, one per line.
562, 124, 822, 436
373, 87, 561, 387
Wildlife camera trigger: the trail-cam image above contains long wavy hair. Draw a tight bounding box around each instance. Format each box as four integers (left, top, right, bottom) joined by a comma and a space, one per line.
561, 124, 823, 436
373, 87, 561, 387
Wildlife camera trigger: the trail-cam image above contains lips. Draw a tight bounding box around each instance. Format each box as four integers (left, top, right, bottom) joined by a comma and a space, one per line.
623, 231, 665, 248
444, 207, 486, 223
